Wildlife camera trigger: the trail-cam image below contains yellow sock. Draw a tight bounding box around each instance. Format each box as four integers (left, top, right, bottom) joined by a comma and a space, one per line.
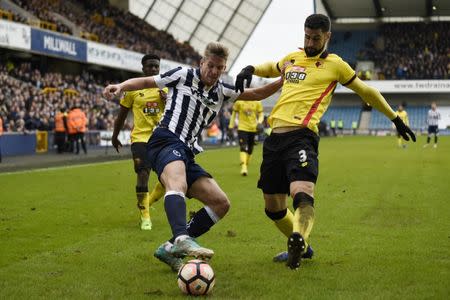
148, 182, 165, 207
136, 192, 150, 219
293, 204, 315, 241
239, 151, 247, 166
397, 137, 402, 147
274, 209, 294, 238
246, 154, 252, 166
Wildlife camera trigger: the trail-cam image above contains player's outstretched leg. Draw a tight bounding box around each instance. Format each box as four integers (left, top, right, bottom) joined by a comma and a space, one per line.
287, 232, 306, 270
154, 242, 184, 272
171, 235, 214, 259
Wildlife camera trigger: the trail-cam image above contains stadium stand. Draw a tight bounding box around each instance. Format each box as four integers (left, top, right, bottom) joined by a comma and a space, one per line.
363, 22, 449, 80
322, 106, 361, 129
330, 22, 450, 80
329, 30, 377, 67
369, 106, 428, 130
0, 62, 123, 133
2, 0, 201, 64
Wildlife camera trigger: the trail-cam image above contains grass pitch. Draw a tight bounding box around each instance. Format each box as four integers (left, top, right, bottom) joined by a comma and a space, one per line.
0, 136, 449, 299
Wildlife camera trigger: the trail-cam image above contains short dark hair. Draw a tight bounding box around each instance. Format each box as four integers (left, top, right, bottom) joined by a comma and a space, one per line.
305, 14, 331, 32
141, 54, 160, 65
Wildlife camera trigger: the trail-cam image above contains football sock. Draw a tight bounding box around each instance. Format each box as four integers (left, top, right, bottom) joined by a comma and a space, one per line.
149, 182, 165, 207
164, 191, 188, 238
187, 206, 218, 238
136, 186, 150, 219
293, 192, 315, 242
427, 136, 431, 143
240, 151, 247, 167
265, 208, 294, 238
435, 136, 438, 144
397, 137, 403, 147
293, 204, 315, 241
246, 153, 252, 166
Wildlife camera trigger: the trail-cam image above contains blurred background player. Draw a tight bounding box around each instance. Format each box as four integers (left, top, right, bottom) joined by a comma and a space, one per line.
235, 13, 416, 270
112, 54, 167, 231
67, 105, 87, 154
228, 99, 264, 176
395, 104, 409, 148
53, 106, 67, 154
424, 102, 440, 148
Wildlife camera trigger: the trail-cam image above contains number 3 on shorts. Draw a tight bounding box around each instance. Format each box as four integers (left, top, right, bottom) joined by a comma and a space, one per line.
298, 150, 307, 163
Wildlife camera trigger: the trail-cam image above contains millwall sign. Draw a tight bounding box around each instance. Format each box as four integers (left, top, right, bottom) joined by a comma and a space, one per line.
31, 28, 87, 62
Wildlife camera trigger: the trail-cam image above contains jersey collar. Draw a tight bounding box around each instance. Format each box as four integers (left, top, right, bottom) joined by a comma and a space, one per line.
298, 48, 329, 59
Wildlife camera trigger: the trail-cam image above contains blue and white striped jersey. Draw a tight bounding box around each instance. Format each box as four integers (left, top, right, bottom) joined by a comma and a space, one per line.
154, 67, 240, 153
427, 109, 440, 126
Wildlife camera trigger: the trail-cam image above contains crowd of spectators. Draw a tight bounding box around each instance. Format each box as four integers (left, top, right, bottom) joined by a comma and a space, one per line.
0, 63, 124, 134
361, 22, 450, 80
7, 0, 201, 65
9, 0, 73, 34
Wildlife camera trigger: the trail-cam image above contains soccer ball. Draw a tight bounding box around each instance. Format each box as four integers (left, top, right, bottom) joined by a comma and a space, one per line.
177, 259, 215, 295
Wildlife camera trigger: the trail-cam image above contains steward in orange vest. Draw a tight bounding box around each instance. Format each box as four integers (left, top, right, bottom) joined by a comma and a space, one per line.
54, 107, 67, 153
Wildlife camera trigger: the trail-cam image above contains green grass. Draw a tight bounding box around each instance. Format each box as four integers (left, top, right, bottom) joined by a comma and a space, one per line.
0, 136, 449, 299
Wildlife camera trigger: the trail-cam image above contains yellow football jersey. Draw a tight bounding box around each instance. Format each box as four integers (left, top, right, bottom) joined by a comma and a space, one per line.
232, 100, 263, 132
120, 87, 167, 143
396, 110, 409, 126
256, 49, 356, 134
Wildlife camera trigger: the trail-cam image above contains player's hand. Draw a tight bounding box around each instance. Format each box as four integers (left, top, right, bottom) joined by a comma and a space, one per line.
103, 84, 122, 100
235, 65, 255, 93
111, 136, 122, 153
280, 61, 292, 77
159, 90, 167, 102
392, 116, 416, 142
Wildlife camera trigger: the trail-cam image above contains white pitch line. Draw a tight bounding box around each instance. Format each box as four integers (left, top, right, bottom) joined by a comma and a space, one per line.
0, 160, 126, 176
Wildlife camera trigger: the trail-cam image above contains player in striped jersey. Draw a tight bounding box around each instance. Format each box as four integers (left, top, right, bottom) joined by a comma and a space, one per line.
424, 102, 440, 148
104, 42, 283, 271
235, 14, 416, 270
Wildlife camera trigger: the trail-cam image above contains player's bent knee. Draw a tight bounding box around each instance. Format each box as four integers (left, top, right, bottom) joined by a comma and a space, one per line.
215, 196, 230, 218
293, 192, 314, 210
265, 208, 287, 220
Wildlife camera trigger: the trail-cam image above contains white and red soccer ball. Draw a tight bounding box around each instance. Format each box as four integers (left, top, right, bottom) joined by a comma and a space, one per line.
177, 259, 215, 295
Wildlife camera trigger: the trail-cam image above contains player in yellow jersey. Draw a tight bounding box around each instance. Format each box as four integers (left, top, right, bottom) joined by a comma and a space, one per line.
228, 100, 264, 176
235, 14, 416, 270
112, 54, 167, 230
394, 104, 409, 148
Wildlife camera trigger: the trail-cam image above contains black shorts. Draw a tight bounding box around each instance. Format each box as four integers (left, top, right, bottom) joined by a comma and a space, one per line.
131, 142, 149, 173
428, 125, 439, 135
238, 130, 256, 154
257, 128, 319, 194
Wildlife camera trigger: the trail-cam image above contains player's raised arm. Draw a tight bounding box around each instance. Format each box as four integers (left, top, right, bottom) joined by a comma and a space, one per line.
346, 77, 416, 142
235, 62, 281, 93
238, 76, 283, 101
103, 77, 158, 100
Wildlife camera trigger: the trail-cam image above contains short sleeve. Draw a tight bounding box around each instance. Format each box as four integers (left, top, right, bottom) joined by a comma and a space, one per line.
153, 66, 184, 89
232, 101, 240, 112
337, 58, 356, 86
257, 102, 263, 113
120, 92, 133, 108
277, 53, 293, 73
222, 82, 240, 102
